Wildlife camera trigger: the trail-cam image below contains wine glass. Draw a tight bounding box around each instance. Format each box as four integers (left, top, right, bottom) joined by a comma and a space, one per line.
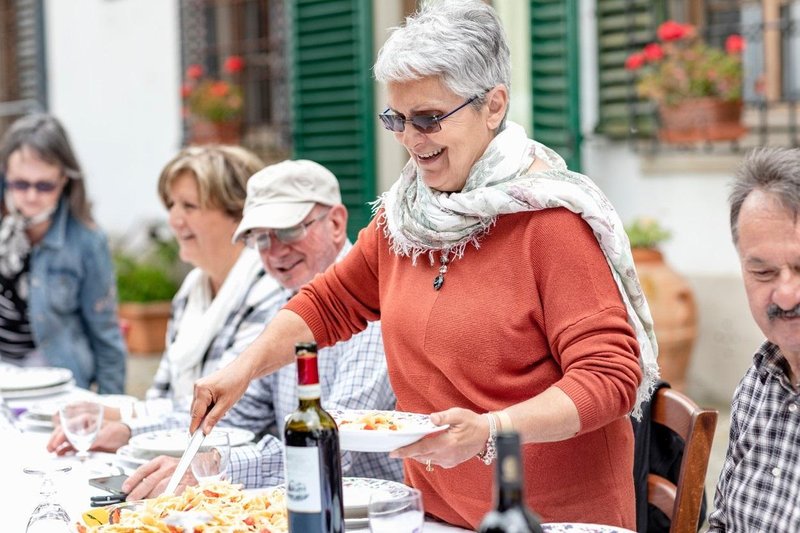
23, 464, 72, 533
368, 488, 424, 533
59, 400, 104, 463
191, 431, 230, 484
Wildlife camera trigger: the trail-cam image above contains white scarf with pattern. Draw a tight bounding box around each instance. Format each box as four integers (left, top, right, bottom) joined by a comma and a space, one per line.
374, 121, 658, 417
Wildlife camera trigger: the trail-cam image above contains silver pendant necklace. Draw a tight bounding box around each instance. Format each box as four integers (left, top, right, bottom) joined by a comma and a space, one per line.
433, 252, 449, 291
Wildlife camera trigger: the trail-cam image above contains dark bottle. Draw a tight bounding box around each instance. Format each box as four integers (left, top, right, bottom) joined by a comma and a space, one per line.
283, 342, 344, 533
477, 431, 544, 533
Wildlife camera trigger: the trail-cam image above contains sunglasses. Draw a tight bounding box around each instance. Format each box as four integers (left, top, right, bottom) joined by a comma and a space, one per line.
378, 92, 486, 134
6, 179, 61, 193
244, 210, 329, 252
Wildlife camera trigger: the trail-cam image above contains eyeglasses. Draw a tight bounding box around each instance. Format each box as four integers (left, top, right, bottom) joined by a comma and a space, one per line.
244, 210, 330, 251
378, 93, 484, 134
6, 179, 60, 193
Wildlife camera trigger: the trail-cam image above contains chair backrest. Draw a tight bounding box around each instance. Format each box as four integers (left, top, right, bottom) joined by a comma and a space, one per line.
647, 387, 718, 533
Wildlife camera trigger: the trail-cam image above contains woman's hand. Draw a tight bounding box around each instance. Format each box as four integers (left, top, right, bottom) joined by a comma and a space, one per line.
122, 456, 197, 500
46, 420, 131, 455
389, 407, 489, 469
189, 362, 252, 435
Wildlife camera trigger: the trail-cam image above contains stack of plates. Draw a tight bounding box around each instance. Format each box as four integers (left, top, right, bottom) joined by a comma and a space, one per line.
115, 427, 256, 470
0, 365, 74, 400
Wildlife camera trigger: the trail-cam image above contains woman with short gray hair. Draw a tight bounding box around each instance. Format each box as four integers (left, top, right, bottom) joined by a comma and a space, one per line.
190, 1, 656, 529
0, 113, 126, 392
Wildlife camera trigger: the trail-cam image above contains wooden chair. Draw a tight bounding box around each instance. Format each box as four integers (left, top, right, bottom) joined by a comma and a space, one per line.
647, 387, 719, 533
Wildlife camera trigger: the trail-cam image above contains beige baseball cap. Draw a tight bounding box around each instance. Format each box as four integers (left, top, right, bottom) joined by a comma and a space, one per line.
233, 159, 341, 242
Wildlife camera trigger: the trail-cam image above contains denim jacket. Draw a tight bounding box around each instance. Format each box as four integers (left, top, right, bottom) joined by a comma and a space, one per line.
2, 182, 127, 393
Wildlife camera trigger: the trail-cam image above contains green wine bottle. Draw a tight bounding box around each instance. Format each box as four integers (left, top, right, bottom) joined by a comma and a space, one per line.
283, 342, 344, 533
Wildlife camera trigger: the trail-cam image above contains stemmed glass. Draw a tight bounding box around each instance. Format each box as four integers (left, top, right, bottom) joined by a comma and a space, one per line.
191, 431, 230, 484
58, 400, 104, 463
368, 488, 424, 533
23, 464, 72, 533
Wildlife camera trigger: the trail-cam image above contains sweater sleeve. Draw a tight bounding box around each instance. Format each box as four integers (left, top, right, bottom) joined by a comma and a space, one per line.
531, 209, 642, 433
284, 218, 382, 347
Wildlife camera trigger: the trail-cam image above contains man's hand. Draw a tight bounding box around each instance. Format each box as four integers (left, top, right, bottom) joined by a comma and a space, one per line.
46, 420, 131, 455
122, 456, 198, 500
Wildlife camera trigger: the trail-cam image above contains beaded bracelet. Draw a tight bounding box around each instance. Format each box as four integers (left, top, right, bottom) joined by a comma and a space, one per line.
476, 412, 498, 465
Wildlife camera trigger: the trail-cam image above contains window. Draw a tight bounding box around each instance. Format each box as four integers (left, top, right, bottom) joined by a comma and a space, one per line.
0, 0, 47, 130
179, 0, 291, 161
596, 0, 800, 148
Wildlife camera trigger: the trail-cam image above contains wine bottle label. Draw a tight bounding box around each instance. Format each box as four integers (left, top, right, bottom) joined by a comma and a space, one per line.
297, 383, 322, 400
284, 446, 322, 512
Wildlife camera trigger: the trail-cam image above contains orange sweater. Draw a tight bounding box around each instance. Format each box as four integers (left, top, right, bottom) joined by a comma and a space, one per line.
286, 208, 642, 529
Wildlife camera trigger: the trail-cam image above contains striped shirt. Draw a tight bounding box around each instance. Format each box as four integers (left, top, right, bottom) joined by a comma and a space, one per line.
0, 256, 35, 359
708, 341, 800, 532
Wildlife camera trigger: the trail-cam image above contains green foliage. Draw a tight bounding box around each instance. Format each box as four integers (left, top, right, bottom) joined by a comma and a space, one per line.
625, 217, 672, 249
114, 224, 184, 303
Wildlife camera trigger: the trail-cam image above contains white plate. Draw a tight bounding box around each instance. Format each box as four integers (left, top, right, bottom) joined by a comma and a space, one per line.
250, 477, 413, 528
0, 366, 72, 391
18, 412, 54, 430
128, 427, 255, 456
543, 524, 636, 533
330, 409, 448, 452
114, 444, 154, 468
0, 379, 75, 399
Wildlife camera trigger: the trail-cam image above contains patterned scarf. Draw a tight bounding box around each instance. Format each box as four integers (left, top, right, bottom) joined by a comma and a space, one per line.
374, 121, 658, 417
0, 193, 56, 278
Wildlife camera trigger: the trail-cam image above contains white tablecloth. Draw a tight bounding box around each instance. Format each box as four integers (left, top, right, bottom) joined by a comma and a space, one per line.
2, 390, 631, 533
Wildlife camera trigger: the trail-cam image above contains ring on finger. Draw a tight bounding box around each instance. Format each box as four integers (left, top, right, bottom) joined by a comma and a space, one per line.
425, 459, 433, 472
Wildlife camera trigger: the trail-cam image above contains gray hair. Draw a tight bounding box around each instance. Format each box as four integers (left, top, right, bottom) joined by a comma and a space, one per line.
0, 113, 94, 225
730, 147, 800, 243
374, 0, 511, 129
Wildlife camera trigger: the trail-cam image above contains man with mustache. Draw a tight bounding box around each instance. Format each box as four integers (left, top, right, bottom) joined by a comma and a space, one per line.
708, 147, 800, 532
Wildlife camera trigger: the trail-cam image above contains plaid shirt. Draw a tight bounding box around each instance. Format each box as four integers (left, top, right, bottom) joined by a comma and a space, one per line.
129, 243, 403, 486
707, 341, 800, 532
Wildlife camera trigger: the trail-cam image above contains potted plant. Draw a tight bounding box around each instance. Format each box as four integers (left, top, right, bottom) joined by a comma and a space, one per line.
181, 55, 245, 144
625, 217, 697, 391
625, 21, 745, 143
115, 223, 185, 354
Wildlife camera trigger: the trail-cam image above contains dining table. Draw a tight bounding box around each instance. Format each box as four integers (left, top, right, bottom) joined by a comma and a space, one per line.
1, 380, 634, 533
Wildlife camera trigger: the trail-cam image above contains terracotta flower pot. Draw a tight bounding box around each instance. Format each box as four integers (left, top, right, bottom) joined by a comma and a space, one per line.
188, 118, 241, 145
118, 301, 171, 355
632, 248, 698, 392
658, 98, 746, 143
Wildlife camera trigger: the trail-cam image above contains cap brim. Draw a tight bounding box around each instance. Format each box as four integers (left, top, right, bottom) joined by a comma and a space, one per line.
232, 202, 315, 243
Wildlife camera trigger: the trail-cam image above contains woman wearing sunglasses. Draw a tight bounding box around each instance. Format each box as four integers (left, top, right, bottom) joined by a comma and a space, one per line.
190, 1, 657, 530
0, 113, 126, 392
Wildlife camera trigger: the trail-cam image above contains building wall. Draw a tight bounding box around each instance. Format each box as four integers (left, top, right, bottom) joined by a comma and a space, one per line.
576, 0, 760, 405
44, 0, 181, 235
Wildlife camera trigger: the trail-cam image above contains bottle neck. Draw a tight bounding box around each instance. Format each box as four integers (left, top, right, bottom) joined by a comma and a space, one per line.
296, 350, 321, 405
494, 449, 524, 510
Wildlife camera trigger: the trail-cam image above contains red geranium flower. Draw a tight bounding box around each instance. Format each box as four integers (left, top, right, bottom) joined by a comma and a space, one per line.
180, 84, 192, 99
186, 64, 204, 80
209, 81, 230, 97
657, 20, 692, 42
725, 34, 745, 54
625, 52, 647, 71
643, 43, 664, 62
223, 55, 245, 74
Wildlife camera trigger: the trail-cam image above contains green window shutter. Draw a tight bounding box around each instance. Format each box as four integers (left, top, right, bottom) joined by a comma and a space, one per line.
596, 0, 666, 139
289, 0, 375, 240
530, 0, 581, 172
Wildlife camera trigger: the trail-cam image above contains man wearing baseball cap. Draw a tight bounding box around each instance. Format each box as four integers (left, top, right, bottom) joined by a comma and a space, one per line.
122, 160, 402, 498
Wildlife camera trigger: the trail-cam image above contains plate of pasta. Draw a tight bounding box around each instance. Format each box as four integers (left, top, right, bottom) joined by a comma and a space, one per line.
330, 409, 448, 452
78, 481, 287, 532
